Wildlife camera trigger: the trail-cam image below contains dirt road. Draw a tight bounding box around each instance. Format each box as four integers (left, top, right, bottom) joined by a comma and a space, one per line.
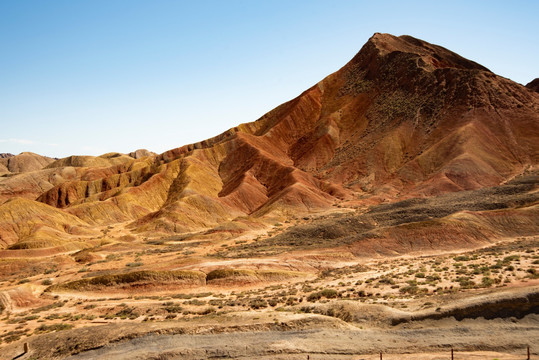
66, 316, 538, 360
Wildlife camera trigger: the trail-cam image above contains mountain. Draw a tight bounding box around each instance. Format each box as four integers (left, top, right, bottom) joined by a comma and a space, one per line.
0, 152, 55, 175
526, 78, 539, 92
0, 33, 538, 250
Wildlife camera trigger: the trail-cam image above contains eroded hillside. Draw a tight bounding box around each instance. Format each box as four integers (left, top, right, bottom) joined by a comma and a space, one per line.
0, 33, 538, 359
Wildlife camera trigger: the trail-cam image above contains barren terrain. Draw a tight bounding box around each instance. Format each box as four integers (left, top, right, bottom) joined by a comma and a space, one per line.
0, 204, 537, 359
1, 33, 538, 359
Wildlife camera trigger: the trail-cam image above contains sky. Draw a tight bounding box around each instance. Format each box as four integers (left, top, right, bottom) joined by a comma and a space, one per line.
1, 0, 537, 158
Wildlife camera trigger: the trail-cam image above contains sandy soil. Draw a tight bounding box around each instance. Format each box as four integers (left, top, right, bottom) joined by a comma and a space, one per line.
0, 206, 537, 359
56, 316, 539, 359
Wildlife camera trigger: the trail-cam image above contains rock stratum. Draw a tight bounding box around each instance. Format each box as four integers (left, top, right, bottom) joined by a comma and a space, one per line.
1, 33, 538, 252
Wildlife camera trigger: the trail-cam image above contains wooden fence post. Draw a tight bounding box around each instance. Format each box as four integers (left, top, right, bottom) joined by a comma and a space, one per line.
528, 346, 530, 360
23, 342, 29, 353
451, 347, 454, 360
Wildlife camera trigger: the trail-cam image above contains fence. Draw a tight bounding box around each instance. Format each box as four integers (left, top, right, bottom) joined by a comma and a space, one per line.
304, 347, 532, 360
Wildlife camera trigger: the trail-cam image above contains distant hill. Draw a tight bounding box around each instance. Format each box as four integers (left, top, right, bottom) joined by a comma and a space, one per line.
0, 152, 55, 174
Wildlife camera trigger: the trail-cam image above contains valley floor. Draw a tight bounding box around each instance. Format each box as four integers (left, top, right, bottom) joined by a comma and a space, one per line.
0, 234, 537, 359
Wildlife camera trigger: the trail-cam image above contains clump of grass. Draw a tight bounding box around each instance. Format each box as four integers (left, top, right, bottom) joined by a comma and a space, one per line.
526, 268, 538, 279
31, 302, 65, 314
115, 306, 140, 319
185, 299, 206, 306
378, 277, 395, 285
481, 277, 494, 287
502, 255, 520, 264
125, 262, 143, 268
249, 298, 268, 309
44, 267, 57, 274
456, 276, 475, 289
399, 285, 420, 295
2, 330, 27, 343
35, 323, 73, 333
307, 288, 339, 302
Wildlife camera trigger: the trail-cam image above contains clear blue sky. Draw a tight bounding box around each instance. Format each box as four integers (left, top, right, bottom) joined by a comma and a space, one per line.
1, 0, 537, 158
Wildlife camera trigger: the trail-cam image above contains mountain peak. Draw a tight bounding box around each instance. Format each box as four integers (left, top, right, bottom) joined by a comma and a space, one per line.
355, 33, 490, 72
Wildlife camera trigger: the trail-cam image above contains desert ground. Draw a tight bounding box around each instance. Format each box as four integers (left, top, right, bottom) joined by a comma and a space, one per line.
0, 201, 537, 359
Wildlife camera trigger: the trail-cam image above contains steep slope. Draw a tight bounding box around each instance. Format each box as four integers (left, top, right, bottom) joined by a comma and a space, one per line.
0, 33, 537, 244
292, 33, 538, 197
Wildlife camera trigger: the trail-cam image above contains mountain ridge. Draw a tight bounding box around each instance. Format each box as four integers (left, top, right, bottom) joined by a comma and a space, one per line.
0, 33, 538, 249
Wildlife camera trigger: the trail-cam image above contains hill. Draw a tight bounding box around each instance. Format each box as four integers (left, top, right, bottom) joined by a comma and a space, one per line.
0, 33, 537, 248
0, 33, 538, 359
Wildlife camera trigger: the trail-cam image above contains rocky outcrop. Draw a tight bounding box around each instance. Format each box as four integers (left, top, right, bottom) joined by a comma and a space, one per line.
128, 149, 156, 159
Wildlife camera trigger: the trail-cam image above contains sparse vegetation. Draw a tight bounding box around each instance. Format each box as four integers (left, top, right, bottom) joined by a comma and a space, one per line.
46, 270, 206, 291
35, 323, 73, 333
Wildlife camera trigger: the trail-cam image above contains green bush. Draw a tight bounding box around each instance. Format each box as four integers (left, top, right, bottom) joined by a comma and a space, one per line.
481, 277, 494, 287
249, 298, 268, 309
502, 255, 520, 264
164, 305, 183, 313
320, 289, 338, 298
456, 276, 475, 289
307, 292, 321, 302
307, 288, 339, 302
399, 285, 419, 294
35, 323, 73, 333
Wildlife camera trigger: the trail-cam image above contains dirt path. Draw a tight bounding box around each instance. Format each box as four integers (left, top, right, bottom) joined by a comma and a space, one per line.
66, 317, 538, 360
